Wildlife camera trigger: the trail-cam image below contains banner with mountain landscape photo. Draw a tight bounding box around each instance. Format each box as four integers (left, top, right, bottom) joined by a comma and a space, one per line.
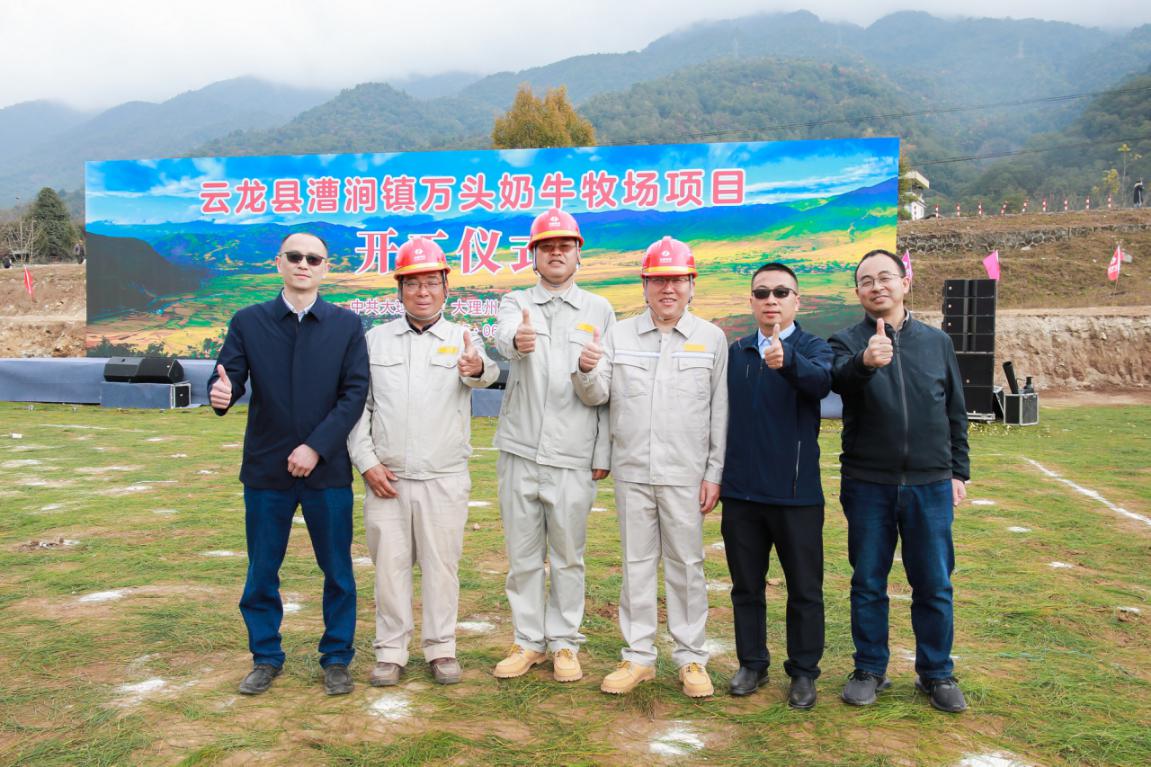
84, 138, 899, 358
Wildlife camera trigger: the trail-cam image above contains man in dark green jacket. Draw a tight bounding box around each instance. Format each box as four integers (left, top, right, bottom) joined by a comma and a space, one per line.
829, 249, 970, 714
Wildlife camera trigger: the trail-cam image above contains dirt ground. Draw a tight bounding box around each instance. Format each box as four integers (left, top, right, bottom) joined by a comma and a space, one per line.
0, 263, 85, 357
2, 210, 1149, 388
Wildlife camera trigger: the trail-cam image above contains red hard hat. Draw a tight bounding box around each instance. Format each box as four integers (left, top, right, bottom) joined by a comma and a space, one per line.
528, 208, 584, 248
393, 237, 450, 280
641, 236, 696, 277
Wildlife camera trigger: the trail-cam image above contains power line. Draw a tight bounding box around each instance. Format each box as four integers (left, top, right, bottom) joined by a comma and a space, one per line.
919, 134, 1151, 166
602, 83, 1151, 147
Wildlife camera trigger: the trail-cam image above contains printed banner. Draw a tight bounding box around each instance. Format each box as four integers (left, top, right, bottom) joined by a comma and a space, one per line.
85, 138, 899, 358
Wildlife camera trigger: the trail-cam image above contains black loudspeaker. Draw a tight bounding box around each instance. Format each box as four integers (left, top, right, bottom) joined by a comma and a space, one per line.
103, 357, 185, 384
943, 279, 997, 416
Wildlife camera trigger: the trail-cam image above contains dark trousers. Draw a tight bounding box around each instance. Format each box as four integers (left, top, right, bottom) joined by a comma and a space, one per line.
240, 483, 357, 669
720, 499, 824, 679
840, 477, 955, 680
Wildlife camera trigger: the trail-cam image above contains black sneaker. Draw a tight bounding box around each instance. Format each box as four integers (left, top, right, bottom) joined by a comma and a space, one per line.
916, 676, 968, 713
323, 664, 354, 695
841, 669, 891, 706
238, 663, 281, 695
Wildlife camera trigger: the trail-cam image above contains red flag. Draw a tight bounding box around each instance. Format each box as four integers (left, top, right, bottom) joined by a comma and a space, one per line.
901, 249, 913, 283
22, 265, 34, 298
1108, 245, 1122, 282
982, 250, 1000, 281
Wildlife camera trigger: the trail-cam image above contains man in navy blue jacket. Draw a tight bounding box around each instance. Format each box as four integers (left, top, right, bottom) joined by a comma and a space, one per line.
208, 232, 369, 697
720, 262, 832, 708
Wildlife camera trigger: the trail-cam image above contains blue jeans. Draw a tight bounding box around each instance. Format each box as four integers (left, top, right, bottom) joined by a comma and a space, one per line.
240, 483, 356, 669
840, 477, 955, 680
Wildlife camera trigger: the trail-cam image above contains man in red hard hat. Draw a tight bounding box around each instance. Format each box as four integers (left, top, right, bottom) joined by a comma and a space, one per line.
348, 237, 498, 687
491, 208, 615, 683
574, 236, 728, 698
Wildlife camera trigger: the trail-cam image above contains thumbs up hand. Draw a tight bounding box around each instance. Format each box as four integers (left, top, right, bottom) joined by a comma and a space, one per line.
763, 323, 784, 369
863, 317, 893, 368
457, 330, 484, 378
514, 307, 537, 353
578, 326, 603, 373
210, 364, 233, 410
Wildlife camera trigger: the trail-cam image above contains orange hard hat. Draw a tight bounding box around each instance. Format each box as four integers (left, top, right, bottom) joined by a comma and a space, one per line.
641, 236, 696, 277
393, 237, 450, 280
528, 208, 584, 248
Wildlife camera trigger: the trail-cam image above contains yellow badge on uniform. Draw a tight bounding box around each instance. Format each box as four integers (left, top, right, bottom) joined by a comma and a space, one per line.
576, 322, 597, 334
437, 345, 459, 355
683, 343, 706, 352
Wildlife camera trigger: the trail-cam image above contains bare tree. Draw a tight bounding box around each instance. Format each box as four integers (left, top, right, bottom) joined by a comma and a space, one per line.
3, 219, 37, 263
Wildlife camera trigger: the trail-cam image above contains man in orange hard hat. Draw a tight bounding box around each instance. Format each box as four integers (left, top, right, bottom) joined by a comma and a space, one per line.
574, 236, 728, 698
491, 208, 615, 683
348, 237, 498, 687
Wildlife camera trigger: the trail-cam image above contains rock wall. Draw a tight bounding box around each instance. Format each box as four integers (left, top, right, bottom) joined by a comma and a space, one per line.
918, 310, 1151, 391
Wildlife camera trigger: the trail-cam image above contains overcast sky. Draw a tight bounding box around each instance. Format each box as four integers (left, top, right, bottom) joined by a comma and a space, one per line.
3, 0, 1150, 111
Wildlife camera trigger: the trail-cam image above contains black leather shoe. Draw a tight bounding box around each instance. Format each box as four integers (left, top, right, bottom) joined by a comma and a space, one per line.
788, 675, 817, 709
323, 664, 354, 695
916, 676, 968, 713
728, 666, 769, 696
238, 663, 281, 695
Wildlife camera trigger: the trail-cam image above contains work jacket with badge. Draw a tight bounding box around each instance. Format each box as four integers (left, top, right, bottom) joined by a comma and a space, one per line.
721, 322, 832, 506
572, 309, 728, 487
829, 312, 970, 485
493, 283, 614, 470
348, 315, 498, 479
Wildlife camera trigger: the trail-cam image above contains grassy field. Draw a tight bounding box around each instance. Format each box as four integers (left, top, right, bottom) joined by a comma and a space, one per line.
0, 403, 1149, 766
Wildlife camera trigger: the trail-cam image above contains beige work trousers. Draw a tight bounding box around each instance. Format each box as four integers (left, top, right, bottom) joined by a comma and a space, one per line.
497, 451, 595, 653
363, 472, 470, 665
616, 480, 710, 668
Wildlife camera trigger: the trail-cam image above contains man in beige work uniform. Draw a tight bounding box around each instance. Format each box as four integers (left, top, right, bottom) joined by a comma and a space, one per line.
573, 236, 728, 698
348, 237, 498, 686
492, 208, 615, 683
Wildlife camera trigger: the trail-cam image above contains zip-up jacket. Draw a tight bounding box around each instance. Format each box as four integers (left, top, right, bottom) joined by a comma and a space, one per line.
720, 323, 832, 506
829, 313, 970, 485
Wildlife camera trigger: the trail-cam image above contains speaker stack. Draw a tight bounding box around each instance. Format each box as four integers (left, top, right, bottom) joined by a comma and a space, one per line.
941, 279, 997, 419
101, 357, 191, 409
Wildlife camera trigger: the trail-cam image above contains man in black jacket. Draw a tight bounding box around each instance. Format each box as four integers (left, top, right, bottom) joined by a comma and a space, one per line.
829, 249, 970, 713
720, 263, 832, 708
209, 232, 370, 697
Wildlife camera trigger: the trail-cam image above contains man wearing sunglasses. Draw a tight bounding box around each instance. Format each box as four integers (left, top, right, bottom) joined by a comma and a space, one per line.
829, 249, 970, 714
491, 208, 615, 684
720, 262, 832, 708
573, 236, 728, 699
208, 232, 369, 697
347, 237, 498, 688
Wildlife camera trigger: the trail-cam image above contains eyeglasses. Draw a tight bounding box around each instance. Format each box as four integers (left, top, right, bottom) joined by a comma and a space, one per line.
856, 272, 901, 290
282, 251, 325, 267
401, 278, 445, 293
752, 287, 796, 300
646, 276, 692, 287
536, 242, 578, 255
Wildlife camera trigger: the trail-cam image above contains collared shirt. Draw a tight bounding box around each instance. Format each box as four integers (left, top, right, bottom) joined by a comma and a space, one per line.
348, 315, 498, 479
493, 282, 615, 470
573, 310, 728, 486
209, 294, 369, 489
756, 322, 797, 358
281, 291, 317, 322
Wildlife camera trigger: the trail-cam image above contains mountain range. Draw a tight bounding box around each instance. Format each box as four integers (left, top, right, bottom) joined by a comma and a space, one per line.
3, 10, 1150, 209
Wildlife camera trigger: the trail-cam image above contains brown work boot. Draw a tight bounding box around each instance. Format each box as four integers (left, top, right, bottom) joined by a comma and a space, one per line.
679, 662, 714, 698
369, 661, 402, 687
430, 657, 462, 685
600, 661, 655, 694
552, 648, 583, 682
493, 645, 546, 678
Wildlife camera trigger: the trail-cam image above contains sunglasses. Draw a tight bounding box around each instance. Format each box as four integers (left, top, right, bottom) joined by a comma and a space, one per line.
282, 251, 325, 267
752, 287, 796, 300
